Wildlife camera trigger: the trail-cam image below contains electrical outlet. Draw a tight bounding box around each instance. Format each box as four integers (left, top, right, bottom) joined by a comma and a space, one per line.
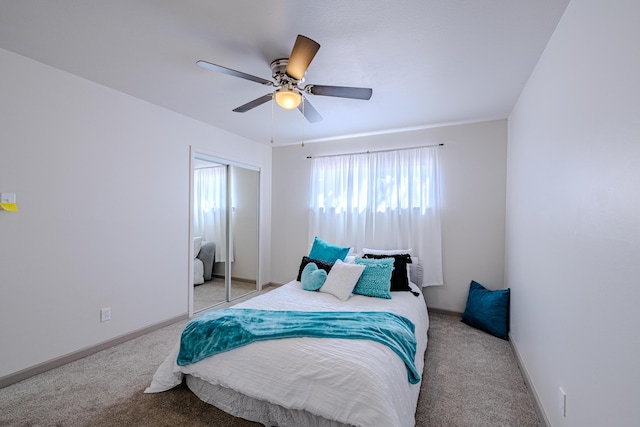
100, 307, 111, 322
559, 387, 566, 418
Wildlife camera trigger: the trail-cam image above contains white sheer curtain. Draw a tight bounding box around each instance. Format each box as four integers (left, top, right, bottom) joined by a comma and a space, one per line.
194, 166, 228, 262
309, 146, 443, 286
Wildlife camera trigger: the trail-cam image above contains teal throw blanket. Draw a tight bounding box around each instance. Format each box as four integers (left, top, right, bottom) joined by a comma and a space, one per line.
177, 308, 420, 384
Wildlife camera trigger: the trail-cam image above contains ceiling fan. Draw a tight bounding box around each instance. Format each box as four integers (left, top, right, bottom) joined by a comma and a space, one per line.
197, 35, 373, 123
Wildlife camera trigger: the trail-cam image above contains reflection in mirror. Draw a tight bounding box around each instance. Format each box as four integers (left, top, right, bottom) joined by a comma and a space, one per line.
192, 156, 259, 313
229, 166, 259, 301
193, 159, 227, 311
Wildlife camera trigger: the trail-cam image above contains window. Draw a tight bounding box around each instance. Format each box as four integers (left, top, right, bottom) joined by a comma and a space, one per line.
309, 146, 443, 286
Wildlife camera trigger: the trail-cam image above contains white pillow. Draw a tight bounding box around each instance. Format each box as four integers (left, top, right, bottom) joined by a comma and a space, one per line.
362, 247, 412, 256
194, 236, 203, 256
409, 257, 422, 285
319, 259, 365, 301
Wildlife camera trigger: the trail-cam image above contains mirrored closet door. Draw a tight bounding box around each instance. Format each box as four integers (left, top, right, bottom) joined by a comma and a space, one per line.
191, 153, 259, 313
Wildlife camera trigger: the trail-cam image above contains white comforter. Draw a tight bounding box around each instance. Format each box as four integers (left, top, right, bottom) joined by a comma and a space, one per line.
146, 281, 429, 427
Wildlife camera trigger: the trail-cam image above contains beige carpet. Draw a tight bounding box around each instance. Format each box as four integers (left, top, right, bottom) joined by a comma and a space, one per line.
194, 278, 258, 312
0, 310, 539, 426
416, 312, 539, 426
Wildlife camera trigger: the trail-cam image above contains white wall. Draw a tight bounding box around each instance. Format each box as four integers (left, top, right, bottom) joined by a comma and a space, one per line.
506, 1, 640, 425
0, 48, 271, 380
271, 120, 507, 312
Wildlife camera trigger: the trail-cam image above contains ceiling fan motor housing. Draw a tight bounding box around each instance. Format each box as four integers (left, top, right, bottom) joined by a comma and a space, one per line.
271, 58, 301, 88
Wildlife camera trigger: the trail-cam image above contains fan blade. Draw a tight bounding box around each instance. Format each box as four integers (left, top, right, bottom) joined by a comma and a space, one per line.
197, 60, 273, 86
297, 97, 322, 123
306, 85, 372, 100
285, 35, 320, 81
233, 94, 273, 113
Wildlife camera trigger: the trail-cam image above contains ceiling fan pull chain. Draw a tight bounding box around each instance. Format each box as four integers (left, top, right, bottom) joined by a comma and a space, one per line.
270, 94, 275, 144
301, 98, 305, 147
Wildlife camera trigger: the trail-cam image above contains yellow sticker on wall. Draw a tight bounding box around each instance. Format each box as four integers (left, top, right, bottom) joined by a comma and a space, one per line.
0, 203, 18, 212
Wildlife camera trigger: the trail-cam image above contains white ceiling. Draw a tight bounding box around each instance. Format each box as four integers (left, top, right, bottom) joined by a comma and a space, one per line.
0, 0, 569, 146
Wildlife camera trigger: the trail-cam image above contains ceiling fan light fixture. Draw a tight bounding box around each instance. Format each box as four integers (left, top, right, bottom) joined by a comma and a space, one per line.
275, 88, 302, 110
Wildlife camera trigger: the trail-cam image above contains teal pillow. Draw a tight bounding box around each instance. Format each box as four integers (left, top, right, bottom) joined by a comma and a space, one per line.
300, 262, 327, 291
362, 253, 412, 292
308, 236, 350, 263
461, 280, 510, 340
352, 257, 394, 299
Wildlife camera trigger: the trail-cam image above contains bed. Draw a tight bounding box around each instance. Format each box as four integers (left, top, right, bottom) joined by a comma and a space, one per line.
147, 254, 429, 427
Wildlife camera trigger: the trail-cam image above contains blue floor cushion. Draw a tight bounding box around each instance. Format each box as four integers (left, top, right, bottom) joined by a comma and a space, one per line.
461, 280, 510, 340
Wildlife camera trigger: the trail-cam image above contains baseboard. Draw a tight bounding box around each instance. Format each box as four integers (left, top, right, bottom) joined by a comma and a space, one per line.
0, 313, 188, 390
261, 282, 282, 289
427, 307, 463, 317
212, 273, 257, 285
509, 334, 550, 427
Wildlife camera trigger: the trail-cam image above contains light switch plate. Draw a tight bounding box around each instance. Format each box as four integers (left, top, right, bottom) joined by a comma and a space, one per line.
0, 193, 16, 204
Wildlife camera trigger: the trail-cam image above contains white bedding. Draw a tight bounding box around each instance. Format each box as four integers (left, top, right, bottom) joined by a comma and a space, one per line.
146, 281, 429, 427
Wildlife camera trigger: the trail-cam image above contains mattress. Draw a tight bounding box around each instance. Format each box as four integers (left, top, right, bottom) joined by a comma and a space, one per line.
146, 280, 429, 427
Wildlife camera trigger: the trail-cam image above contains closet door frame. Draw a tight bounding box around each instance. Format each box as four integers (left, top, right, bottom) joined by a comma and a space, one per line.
188, 147, 260, 317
